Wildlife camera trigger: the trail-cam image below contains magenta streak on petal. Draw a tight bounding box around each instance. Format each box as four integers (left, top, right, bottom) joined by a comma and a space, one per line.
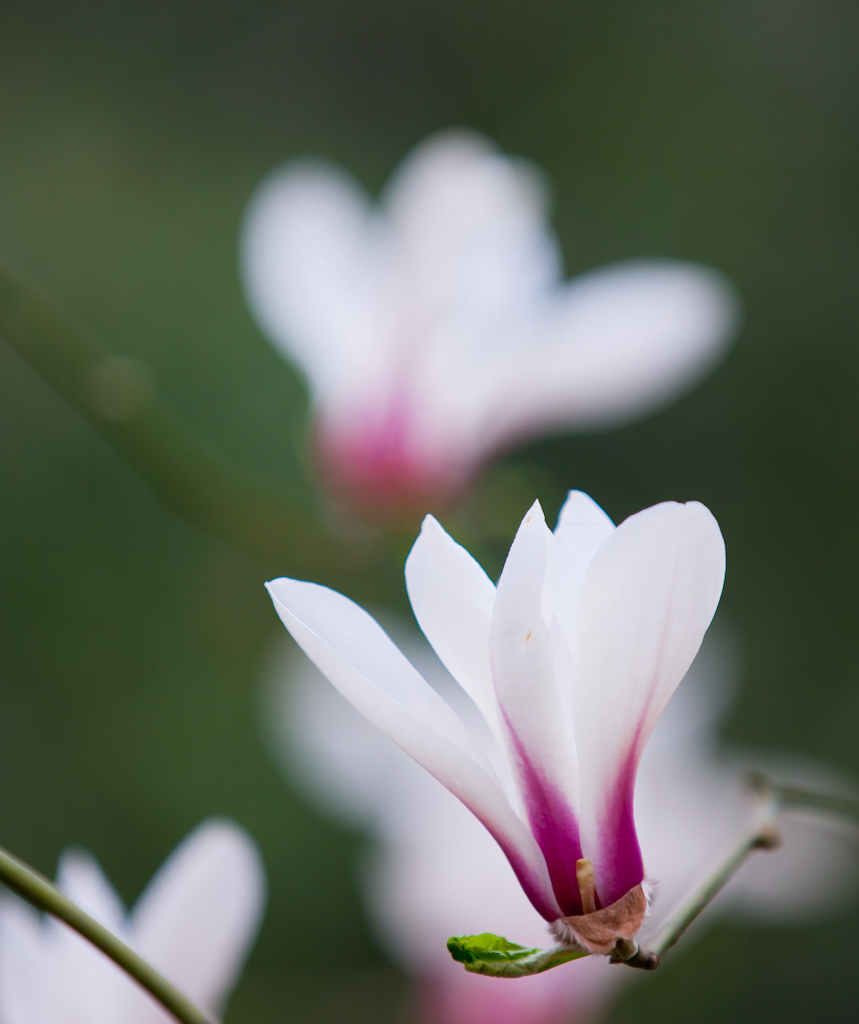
315, 396, 467, 516
506, 721, 586, 916
595, 730, 645, 907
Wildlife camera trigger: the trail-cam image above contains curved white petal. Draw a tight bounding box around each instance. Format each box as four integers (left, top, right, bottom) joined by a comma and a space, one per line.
240, 161, 396, 401
0, 898, 56, 1024
47, 852, 132, 1024
489, 502, 585, 913
573, 501, 726, 903
552, 491, 616, 655
268, 577, 488, 762
477, 259, 739, 452
267, 576, 562, 920
405, 515, 502, 743
129, 820, 266, 1017
382, 130, 560, 328
490, 503, 574, 797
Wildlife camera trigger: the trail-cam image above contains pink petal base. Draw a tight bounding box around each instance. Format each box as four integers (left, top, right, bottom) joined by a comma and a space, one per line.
315, 415, 470, 521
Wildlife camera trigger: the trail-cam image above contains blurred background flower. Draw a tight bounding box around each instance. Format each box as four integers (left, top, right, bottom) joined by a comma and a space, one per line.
241, 131, 737, 520
0, 820, 265, 1024
1, 2, 859, 1022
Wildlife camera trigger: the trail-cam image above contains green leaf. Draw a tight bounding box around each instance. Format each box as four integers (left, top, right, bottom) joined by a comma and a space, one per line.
447, 933, 538, 964
447, 933, 590, 978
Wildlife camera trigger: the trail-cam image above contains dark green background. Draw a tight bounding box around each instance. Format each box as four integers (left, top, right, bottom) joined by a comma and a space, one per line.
0, 1, 858, 1020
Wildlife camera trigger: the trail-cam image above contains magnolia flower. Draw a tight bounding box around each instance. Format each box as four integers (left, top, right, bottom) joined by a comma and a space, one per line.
266, 626, 857, 1024
0, 819, 266, 1024
241, 131, 739, 517
266, 490, 727, 953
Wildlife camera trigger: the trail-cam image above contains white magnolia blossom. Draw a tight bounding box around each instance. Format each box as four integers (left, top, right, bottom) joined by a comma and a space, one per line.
0, 819, 266, 1024
266, 491, 727, 949
241, 131, 739, 514
266, 627, 857, 1024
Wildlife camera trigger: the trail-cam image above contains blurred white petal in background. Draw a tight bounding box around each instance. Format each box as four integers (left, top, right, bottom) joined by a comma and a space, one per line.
0, 819, 266, 1024
262, 626, 856, 1024
241, 130, 740, 517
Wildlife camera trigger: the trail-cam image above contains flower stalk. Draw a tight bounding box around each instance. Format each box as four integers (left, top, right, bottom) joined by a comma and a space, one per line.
0, 256, 367, 577
0, 843, 214, 1024
645, 777, 782, 960
449, 771, 859, 978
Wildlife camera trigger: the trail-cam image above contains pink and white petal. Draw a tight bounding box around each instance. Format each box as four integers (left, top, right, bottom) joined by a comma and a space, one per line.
405, 515, 502, 742
490, 502, 584, 914
552, 491, 616, 656
240, 161, 397, 402
267, 577, 561, 920
382, 130, 561, 331
0, 898, 58, 1024
476, 259, 739, 453
127, 820, 265, 1018
573, 501, 726, 906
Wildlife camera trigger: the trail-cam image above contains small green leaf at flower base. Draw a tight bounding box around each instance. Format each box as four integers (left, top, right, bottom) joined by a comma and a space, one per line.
447, 933, 538, 964
446, 933, 590, 978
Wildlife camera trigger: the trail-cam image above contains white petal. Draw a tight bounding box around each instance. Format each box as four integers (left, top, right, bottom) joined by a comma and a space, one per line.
268, 577, 487, 762
47, 851, 133, 1024
552, 491, 616, 655
405, 516, 502, 742
0, 898, 55, 1024
490, 503, 577, 802
489, 503, 585, 916
129, 820, 266, 1015
240, 161, 396, 401
477, 259, 739, 451
267, 577, 562, 920
382, 130, 560, 328
574, 501, 726, 897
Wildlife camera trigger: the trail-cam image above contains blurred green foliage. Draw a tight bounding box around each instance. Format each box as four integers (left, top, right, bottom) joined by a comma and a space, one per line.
0, 1, 858, 1021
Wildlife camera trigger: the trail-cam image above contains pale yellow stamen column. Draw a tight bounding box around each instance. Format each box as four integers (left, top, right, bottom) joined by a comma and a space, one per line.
576, 858, 597, 914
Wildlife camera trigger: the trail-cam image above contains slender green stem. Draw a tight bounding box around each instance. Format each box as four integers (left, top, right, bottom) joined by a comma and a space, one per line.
634, 772, 859, 967
0, 845, 212, 1024
646, 778, 782, 960
772, 782, 859, 825
0, 256, 371, 578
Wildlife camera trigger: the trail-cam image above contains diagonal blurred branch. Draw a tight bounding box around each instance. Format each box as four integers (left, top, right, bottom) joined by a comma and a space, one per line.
0, 257, 370, 576
0, 844, 213, 1024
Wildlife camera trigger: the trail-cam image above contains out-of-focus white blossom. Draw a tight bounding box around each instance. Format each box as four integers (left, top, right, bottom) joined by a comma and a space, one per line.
0, 819, 266, 1024
264, 626, 856, 1024
241, 131, 739, 518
